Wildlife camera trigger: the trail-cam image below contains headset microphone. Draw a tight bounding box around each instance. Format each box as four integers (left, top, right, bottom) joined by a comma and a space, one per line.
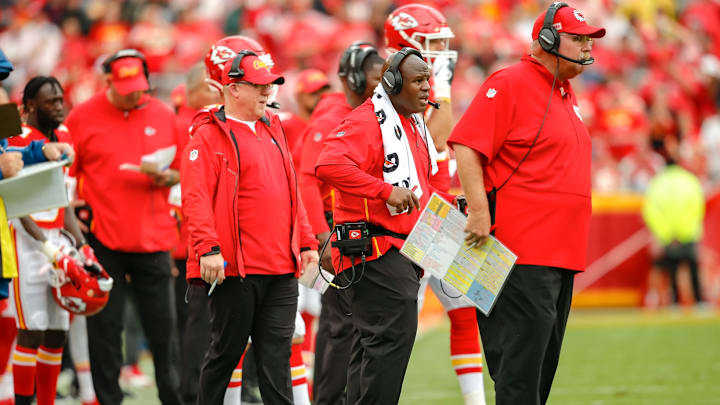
550, 50, 594, 65
266, 101, 280, 109
428, 101, 440, 109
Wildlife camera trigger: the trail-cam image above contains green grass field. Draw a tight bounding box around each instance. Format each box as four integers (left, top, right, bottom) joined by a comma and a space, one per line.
117, 308, 720, 405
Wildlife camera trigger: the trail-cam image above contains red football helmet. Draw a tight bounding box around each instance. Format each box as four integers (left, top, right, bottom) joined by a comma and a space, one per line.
48, 251, 113, 316
204, 35, 274, 92
384, 4, 457, 63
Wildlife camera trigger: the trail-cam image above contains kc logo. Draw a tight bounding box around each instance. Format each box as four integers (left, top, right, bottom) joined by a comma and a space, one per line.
210, 45, 236, 66
349, 230, 361, 239
383, 153, 400, 173
390, 12, 419, 31
376, 109, 387, 125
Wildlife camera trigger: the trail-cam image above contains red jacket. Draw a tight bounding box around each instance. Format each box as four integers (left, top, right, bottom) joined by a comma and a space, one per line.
181, 106, 317, 279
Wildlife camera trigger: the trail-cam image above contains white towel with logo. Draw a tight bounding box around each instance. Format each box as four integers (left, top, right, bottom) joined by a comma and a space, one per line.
371, 83, 438, 215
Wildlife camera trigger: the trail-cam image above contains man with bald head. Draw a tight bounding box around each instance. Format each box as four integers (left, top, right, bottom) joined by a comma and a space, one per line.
315, 48, 455, 405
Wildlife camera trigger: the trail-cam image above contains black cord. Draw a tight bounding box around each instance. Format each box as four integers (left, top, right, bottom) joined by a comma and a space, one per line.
492, 57, 560, 195
439, 279, 462, 299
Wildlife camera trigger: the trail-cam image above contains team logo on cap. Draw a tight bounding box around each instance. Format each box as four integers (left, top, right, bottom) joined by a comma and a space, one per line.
336, 131, 345, 137
189, 149, 199, 161
390, 12, 418, 31
313, 132, 322, 142
253, 59, 270, 72
486, 88, 497, 99
118, 65, 140, 78
144, 126, 156, 136
573, 10, 585, 22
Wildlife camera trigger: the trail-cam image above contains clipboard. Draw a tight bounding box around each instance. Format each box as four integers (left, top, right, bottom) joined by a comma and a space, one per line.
0, 103, 21, 141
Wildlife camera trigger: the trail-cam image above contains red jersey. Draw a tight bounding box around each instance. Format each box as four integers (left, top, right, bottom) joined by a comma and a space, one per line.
278, 112, 308, 171
181, 107, 317, 279
66, 92, 181, 253
8, 124, 72, 229
170, 104, 198, 260
316, 99, 454, 271
448, 55, 592, 271
298, 92, 350, 235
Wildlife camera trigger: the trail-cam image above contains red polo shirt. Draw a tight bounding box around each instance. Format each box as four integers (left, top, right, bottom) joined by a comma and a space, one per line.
170, 104, 198, 260
226, 116, 294, 275
316, 99, 454, 270
278, 112, 308, 171
298, 92, 351, 235
448, 55, 592, 271
8, 124, 72, 230
66, 92, 180, 253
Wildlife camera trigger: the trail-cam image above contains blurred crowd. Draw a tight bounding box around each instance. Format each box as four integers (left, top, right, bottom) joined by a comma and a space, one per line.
1, 0, 719, 193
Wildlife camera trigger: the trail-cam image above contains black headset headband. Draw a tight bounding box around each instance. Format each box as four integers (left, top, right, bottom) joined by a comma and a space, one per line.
387, 47, 423, 75
539, 2, 568, 53
382, 47, 423, 96
338, 41, 378, 95
102, 49, 149, 78
227, 50, 258, 80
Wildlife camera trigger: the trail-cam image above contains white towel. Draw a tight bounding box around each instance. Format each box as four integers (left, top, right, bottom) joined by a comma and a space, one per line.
371, 83, 438, 215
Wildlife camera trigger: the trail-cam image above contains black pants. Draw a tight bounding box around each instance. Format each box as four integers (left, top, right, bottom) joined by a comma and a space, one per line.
180, 282, 211, 405
345, 248, 421, 405
477, 265, 575, 405
313, 286, 353, 405
657, 242, 703, 304
86, 234, 181, 405
174, 259, 189, 348
198, 274, 298, 405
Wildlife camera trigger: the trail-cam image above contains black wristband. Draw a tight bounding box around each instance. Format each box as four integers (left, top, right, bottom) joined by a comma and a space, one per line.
201, 246, 221, 257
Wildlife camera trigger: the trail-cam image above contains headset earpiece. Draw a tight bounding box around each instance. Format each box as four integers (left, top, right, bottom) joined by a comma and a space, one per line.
339, 41, 377, 95
227, 50, 258, 80
382, 47, 423, 96
538, 2, 567, 54
102, 49, 150, 80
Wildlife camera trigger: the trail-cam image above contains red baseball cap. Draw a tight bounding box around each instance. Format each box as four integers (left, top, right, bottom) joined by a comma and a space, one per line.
295, 69, 330, 94
221, 54, 285, 86
532, 5, 606, 40
109, 57, 149, 95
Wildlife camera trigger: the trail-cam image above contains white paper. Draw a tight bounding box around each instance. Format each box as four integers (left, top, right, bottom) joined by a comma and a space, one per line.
400, 193, 517, 315
0, 159, 70, 218
119, 145, 176, 172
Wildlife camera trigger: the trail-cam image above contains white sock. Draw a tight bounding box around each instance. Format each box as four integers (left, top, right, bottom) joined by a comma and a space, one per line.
458, 372, 486, 405
223, 385, 241, 405
0, 366, 13, 400
77, 369, 95, 402
292, 382, 311, 405
69, 316, 96, 402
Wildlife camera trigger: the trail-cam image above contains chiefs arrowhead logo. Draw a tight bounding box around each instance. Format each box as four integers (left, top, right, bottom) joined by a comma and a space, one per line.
210, 45, 236, 68
390, 12, 418, 31
349, 230, 361, 239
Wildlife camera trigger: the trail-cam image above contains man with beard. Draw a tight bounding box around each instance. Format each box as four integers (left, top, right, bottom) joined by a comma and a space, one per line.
7, 76, 100, 405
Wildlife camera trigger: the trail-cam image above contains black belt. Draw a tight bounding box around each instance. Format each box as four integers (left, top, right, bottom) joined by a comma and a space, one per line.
366, 223, 408, 240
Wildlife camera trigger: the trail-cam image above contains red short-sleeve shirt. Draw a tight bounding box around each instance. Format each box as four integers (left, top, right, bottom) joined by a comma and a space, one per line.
448, 55, 592, 271
66, 92, 180, 253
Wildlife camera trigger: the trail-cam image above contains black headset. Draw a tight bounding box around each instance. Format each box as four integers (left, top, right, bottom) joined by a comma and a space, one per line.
338, 41, 378, 95
226, 50, 258, 80
382, 47, 423, 96
102, 49, 149, 79
538, 2, 568, 54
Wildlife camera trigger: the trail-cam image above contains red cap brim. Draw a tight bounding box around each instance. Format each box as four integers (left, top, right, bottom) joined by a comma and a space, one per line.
112, 75, 149, 95
564, 25, 606, 38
